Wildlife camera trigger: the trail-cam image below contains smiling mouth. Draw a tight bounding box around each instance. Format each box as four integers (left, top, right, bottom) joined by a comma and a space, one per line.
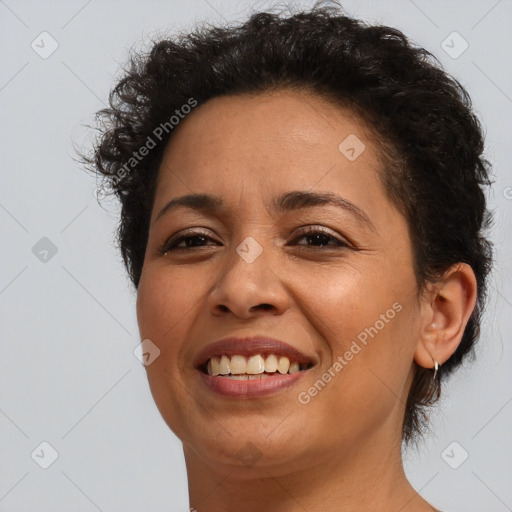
200, 353, 314, 378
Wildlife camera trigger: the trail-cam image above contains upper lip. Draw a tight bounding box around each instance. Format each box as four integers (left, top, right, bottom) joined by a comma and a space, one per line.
193, 336, 317, 369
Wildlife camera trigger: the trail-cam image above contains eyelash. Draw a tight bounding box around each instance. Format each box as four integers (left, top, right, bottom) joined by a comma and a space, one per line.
160, 226, 350, 254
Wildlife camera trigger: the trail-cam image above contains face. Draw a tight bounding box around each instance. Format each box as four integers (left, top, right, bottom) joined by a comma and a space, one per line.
136, 89, 423, 476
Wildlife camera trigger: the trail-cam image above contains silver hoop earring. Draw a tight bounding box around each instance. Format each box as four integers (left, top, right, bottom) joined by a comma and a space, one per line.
433, 360, 439, 380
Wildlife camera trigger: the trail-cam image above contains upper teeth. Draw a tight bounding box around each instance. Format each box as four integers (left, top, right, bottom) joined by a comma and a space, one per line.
206, 354, 301, 376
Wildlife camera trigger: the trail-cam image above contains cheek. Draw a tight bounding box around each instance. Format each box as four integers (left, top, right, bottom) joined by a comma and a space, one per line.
301, 264, 418, 421
136, 267, 198, 343
136, 267, 204, 394
136, 268, 201, 438
304, 266, 392, 351
324, 300, 417, 414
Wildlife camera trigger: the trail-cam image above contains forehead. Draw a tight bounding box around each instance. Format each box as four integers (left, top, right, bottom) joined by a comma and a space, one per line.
152, 89, 390, 224
161, 89, 378, 163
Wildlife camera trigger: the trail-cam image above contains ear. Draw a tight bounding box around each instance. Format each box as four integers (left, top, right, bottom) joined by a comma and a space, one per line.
414, 263, 478, 370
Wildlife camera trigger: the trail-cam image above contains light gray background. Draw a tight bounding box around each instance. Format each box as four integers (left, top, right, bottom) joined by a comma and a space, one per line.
1, 0, 511, 511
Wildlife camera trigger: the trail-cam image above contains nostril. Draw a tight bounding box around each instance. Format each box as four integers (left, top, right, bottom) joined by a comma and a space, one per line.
250, 303, 274, 312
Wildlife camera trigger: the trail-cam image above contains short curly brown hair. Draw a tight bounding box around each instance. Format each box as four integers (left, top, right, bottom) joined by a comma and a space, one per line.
81, 2, 493, 444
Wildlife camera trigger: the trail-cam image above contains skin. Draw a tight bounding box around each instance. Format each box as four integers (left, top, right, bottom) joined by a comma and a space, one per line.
136, 89, 477, 511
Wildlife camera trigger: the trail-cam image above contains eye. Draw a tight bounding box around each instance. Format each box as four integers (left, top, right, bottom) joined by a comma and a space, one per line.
288, 226, 350, 249
160, 226, 351, 255
160, 229, 220, 254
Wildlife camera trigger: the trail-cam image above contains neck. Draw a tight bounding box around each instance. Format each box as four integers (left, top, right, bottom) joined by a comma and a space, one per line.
184, 431, 435, 512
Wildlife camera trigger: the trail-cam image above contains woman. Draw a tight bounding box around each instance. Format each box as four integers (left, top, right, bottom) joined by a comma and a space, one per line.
83, 3, 492, 510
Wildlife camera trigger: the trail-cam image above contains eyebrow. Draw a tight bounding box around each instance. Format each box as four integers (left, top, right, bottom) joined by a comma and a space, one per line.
155, 191, 376, 231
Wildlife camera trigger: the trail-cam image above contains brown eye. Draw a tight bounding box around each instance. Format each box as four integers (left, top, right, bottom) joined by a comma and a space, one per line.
161, 230, 220, 254
290, 227, 349, 249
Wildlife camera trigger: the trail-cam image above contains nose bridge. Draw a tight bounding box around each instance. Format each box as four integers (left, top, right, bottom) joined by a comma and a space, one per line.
227, 232, 274, 292
208, 232, 287, 317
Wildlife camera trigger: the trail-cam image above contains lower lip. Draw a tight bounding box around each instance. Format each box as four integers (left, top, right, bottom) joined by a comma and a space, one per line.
199, 371, 306, 398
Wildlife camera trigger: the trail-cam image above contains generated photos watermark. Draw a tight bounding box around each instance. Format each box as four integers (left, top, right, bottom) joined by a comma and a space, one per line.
297, 301, 403, 405
110, 97, 198, 188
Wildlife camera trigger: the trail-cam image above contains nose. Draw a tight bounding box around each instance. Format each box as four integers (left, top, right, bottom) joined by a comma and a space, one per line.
207, 239, 290, 319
